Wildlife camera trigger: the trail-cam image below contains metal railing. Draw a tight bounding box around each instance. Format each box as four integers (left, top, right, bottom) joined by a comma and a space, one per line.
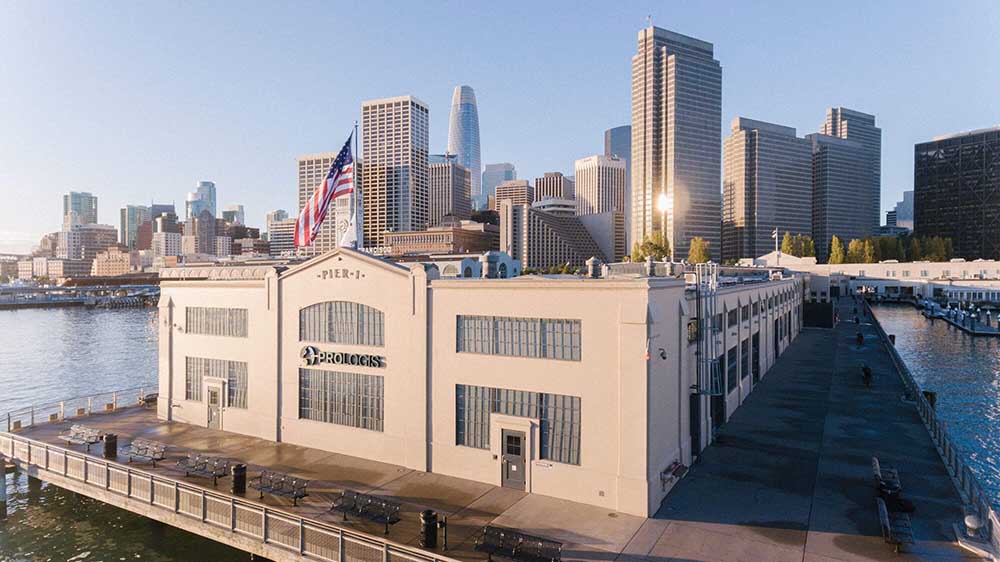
0, 431, 461, 562
866, 300, 1000, 553
4, 386, 151, 433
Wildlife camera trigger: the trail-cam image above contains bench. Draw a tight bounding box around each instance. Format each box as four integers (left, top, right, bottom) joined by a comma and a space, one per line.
877, 497, 914, 553
474, 525, 562, 562
138, 393, 159, 409
872, 456, 901, 496
57, 424, 104, 452
330, 489, 401, 534
122, 438, 167, 467
250, 470, 309, 506
180, 455, 232, 486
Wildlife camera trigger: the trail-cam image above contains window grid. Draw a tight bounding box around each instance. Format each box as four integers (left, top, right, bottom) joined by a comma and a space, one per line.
455, 384, 581, 465
299, 368, 384, 431
185, 307, 248, 337
185, 357, 248, 408
457, 315, 581, 361
300, 301, 384, 347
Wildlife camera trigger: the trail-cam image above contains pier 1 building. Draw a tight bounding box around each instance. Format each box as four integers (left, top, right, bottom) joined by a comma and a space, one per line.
157, 249, 804, 517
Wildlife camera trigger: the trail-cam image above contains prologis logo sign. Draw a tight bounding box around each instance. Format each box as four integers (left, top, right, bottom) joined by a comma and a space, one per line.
301, 346, 385, 368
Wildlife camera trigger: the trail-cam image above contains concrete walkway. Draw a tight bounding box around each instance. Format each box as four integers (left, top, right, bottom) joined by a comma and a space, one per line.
629, 298, 976, 562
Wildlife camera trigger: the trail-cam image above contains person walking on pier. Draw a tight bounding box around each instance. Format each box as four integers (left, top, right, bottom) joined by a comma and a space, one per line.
856, 331, 864, 348
861, 363, 873, 388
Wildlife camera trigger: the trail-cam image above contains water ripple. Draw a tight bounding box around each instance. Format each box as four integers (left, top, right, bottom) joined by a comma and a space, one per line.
872, 304, 1000, 508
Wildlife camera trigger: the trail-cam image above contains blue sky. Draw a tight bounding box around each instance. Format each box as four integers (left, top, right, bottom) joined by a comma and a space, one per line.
1, 0, 998, 254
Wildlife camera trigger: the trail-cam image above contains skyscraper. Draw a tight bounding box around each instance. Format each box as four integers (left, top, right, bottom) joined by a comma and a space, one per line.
534, 172, 575, 201
63, 192, 98, 225
914, 127, 1000, 259
604, 125, 632, 243
722, 118, 812, 261
185, 181, 217, 220
891, 190, 914, 230
361, 95, 429, 247
495, 180, 534, 207
222, 204, 245, 225
574, 155, 627, 216
428, 154, 472, 226
630, 26, 722, 260
482, 163, 517, 200
447, 85, 482, 199
298, 152, 340, 255
808, 134, 874, 259
820, 108, 882, 232
119, 205, 151, 250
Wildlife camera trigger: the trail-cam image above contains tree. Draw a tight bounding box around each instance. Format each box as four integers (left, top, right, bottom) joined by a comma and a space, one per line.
802, 236, 816, 257
780, 232, 794, 255
895, 238, 906, 262
909, 237, 922, 261
631, 232, 670, 262
688, 237, 711, 264
846, 239, 865, 263
828, 236, 846, 264
863, 239, 876, 263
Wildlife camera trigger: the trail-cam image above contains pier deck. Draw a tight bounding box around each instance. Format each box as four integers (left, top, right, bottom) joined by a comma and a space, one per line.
8, 298, 977, 561
644, 298, 976, 562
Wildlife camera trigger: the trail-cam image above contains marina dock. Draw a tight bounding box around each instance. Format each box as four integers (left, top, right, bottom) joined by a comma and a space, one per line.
0, 298, 990, 561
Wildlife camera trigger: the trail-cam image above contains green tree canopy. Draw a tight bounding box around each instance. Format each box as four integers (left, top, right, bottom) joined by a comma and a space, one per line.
846, 239, 865, 263
631, 232, 670, 262
828, 235, 846, 264
780, 232, 794, 255
688, 237, 711, 264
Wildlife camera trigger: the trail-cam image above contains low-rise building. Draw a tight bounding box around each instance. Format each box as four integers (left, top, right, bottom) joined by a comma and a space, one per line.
383, 218, 498, 256
91, 246, 134, 277
158, 249, 804, 517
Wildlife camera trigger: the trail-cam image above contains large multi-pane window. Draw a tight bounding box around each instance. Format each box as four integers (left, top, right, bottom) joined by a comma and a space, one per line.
184, 357, 247, 407
726, 347, 738, 392
186, 307, 248, 337
741, 338, 750, 380
300, 301, 384, 347
456, 316, 581, 361
455, 384, 581, 465
299, 368, 383, 431
727, 309, 738, 327
751, 333, 761, 381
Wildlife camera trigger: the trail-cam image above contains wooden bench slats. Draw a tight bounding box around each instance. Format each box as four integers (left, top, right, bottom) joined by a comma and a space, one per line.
877, 497, 914, 553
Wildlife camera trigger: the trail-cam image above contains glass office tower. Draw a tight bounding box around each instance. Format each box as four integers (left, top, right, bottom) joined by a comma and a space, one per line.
447, 86, 482, 199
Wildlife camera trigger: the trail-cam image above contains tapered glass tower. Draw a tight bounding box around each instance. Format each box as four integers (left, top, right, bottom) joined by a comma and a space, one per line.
447, 85, 482, 198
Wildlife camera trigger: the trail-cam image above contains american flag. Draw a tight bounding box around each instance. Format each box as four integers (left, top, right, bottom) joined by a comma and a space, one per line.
294, 134, 354, 248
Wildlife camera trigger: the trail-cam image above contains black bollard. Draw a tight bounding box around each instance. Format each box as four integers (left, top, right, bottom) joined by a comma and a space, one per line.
923, 390, 937, 409
231, 463, 247, 495
420, 509, 438, 548
888, 334, 895, 345
103, 434, 118, 459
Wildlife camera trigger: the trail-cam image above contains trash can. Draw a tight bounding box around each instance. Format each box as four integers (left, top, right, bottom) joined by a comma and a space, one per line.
420, 509, 438, 548
231, 463, 247, 495
103, 434, 117, 459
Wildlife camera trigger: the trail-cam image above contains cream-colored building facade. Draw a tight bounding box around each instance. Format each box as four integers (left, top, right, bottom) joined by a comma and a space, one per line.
158, 249, 803, 517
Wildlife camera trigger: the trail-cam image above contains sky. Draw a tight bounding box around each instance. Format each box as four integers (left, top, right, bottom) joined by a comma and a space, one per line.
1, 0, 998, 254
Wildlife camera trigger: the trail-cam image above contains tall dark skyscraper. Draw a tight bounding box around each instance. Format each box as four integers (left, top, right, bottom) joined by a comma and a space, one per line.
914, 126, 1000, 259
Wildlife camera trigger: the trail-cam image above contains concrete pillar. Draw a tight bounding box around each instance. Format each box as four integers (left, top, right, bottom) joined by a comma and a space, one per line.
645, 256, 655, 277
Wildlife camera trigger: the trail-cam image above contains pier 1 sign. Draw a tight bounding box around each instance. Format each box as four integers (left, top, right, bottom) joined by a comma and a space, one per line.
301, 345, 384, 368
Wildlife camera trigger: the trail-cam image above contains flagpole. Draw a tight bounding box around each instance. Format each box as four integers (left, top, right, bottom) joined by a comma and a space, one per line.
353, 121, 362, 251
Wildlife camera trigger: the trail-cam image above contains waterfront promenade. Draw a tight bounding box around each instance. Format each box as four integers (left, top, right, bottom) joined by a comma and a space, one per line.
2, 298, 978, 561
644, 299, 975, 562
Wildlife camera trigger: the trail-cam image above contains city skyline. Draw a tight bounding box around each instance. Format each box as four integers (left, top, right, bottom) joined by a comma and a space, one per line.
1, 2, 999, 253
